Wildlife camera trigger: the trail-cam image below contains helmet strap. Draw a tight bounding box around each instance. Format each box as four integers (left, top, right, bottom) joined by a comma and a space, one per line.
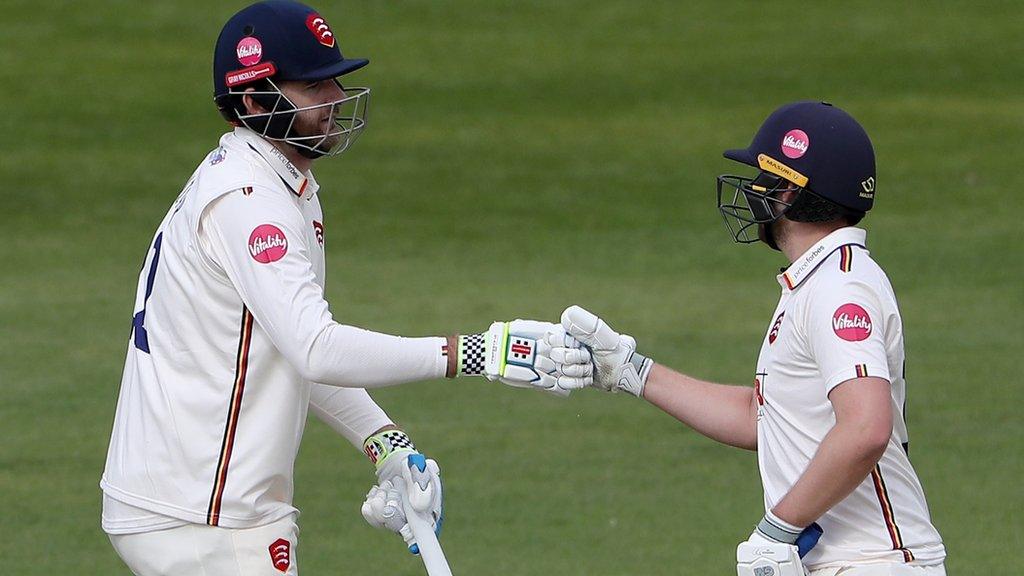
758, 222, 781, 251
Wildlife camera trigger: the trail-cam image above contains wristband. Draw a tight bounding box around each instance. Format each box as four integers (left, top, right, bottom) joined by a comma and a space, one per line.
457, 333, 486, 376
756, 509, 804, 544
363, 429, 416, 470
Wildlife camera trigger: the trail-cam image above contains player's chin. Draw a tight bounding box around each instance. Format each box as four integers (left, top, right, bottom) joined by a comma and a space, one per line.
292, 123, 341, 154
316, 132, 342, 152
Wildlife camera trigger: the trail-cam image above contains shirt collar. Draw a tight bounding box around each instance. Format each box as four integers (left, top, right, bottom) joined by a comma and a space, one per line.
232, 127, 319, 199
777, 227, 867, 290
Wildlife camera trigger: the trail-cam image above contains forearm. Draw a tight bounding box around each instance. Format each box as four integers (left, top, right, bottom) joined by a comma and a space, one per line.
302, 324, 448, 387
642, 363, 757, 450
307, 336, 451, 448
771, 422, 886, 527
309, 384, 394, 448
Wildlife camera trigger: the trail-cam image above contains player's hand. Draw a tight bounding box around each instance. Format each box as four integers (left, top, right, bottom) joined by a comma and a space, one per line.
560, 305, 653, 397
365, 455, 443, 555
457, 320, 593, 397
736, 513, 822, 576
361, 479, 417, 549
376, 452, 443, 545
362, 431, 444, 554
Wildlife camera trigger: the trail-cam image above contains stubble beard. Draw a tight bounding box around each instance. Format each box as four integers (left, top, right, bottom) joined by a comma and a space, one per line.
291, 107, 340, 155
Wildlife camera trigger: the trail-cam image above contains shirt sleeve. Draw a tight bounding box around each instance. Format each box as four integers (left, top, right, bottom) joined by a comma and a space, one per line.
309, 384, 393, 450
198, 186, 448, 387
804, 279, 892, 394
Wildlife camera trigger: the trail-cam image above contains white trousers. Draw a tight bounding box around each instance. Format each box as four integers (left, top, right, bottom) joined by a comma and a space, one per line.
810, 563, 946, 576
108, 514, 299, 576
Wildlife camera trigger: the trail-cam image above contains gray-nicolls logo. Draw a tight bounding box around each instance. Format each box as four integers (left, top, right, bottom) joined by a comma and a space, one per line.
754, 567, 776, 576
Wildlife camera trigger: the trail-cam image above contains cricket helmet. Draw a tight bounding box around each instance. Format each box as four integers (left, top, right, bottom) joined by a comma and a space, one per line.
213, 0, 370, 158
717, 101, 876, 248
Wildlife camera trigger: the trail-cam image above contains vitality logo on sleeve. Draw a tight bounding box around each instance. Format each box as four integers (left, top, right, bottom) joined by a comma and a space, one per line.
832, 303, 872, 341
249, 224, 288, 263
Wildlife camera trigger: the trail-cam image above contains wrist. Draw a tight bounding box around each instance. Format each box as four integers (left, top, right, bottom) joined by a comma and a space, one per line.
363, 429, 416, 473
630, 351, 654, 394
445, 334, 458, 378
614, 350, 653, 397
756, 509, 805, 545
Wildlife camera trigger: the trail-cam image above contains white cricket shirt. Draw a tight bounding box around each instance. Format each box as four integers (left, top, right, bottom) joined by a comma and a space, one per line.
101, 127, 447, 532
754, 227, 945, 569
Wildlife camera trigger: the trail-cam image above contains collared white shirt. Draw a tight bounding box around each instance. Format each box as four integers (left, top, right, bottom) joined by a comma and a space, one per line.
754, 227, 945, 569
101, 128, 447, 533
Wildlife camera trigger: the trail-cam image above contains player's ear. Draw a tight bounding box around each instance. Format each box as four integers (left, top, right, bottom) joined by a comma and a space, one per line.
778, 188, 801, 204
241, 88, 266, 116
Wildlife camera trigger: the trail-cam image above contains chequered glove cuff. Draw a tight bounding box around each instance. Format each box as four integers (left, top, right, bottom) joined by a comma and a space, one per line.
458, 333, 486, 376
363, 430, 416, 468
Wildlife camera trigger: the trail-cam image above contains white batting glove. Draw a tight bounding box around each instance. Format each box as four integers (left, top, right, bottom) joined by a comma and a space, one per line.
361, 480, 416, 548
736, 512, 823, 576
362, 430, 444, 554
736, 532, 808, 576
560, 306, 653, 397
457, 320, 593, 397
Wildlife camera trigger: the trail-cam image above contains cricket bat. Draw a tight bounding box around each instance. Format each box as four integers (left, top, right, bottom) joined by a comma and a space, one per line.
401, 456, 453, 576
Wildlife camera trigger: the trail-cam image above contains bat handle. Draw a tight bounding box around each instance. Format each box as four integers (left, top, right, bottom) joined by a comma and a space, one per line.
401, 456, 453, 576
406, 506, 452, 576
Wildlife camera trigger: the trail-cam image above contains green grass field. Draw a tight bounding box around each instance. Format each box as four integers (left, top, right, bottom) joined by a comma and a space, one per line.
2, 1, 1022, 574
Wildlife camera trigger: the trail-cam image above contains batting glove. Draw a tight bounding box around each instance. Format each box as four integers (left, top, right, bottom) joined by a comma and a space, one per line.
736, 511, 823, 576
362, 430, 443, 554
361, 480, 416, 549
457, 320, 593, 397
560, 306, 653, 397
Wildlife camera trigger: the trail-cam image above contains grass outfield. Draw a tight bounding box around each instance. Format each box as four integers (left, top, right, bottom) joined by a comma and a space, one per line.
2, 1, 1022, 574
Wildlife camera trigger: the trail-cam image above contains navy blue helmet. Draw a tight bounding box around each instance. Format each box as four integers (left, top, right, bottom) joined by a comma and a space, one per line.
213, 1, 370, 158
717, 101, 876, 248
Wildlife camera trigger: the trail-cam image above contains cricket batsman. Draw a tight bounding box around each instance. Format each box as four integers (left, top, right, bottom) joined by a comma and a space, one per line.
559, 102, 946, 575
99, 2, 591, 574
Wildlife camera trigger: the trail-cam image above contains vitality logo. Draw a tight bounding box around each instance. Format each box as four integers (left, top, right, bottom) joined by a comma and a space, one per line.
832, 303, 872, 341
249, 224, 289, 263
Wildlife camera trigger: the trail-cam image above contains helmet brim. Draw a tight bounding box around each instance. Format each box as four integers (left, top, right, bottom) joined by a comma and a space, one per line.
283, 57, 369, 82
723, 147, 758, 168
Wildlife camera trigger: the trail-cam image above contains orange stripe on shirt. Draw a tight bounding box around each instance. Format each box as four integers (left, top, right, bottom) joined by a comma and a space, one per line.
839, 245, 854, 273
870, 465, 912, 562
207, 307, 254, 526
